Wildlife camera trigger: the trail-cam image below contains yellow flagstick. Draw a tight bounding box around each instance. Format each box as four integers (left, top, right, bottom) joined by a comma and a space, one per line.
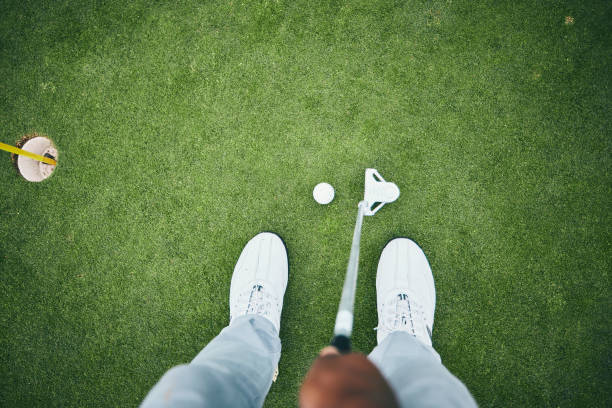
0, 142, 57, 165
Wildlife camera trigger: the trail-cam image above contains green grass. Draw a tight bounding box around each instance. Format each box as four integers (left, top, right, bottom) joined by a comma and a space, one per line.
1, 0, 610, 406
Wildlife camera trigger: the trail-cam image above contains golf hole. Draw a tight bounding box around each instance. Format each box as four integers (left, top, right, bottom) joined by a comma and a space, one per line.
12, 134, 58, 182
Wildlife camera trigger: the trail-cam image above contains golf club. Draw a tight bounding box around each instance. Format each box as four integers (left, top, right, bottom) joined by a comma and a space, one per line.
331, 168, 400, 353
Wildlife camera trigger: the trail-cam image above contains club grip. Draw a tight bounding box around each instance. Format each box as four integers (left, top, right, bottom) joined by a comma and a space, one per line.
330, 335, 351, 354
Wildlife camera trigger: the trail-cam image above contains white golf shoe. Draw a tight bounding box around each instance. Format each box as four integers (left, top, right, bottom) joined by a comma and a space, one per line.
376, 238, 436, 348
229, 232, 288, 333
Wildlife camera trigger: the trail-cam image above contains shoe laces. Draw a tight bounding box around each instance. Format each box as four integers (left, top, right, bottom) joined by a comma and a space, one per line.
232, 283, 281, 329
379, 292, 430, 340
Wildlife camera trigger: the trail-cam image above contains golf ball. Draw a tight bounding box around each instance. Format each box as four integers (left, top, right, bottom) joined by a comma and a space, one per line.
313, 182, 334, 204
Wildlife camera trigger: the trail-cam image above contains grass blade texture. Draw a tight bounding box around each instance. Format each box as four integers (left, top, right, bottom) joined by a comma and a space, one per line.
1, 1, 610, 406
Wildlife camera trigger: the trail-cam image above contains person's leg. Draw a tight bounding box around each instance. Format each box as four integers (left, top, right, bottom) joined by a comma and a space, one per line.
141, 232, 288, 408
369, 332, 475, 407
368, 238, 477, 408
141, 315, 280, 408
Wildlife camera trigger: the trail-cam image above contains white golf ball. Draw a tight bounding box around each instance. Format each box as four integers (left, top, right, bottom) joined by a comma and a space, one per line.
313, 182, 335, 204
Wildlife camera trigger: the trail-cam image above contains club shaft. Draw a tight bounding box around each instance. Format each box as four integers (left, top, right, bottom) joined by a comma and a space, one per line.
333, 200, 367, 338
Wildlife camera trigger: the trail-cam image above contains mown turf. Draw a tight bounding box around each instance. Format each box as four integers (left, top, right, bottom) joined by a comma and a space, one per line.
1, 0, 610, 407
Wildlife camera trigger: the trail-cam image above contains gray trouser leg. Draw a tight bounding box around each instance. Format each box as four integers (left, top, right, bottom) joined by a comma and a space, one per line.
141, 315, 280, 408
369, 332, 477, 408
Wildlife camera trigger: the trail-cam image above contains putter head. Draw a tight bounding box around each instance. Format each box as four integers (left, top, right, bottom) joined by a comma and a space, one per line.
363, 168, 400, 216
